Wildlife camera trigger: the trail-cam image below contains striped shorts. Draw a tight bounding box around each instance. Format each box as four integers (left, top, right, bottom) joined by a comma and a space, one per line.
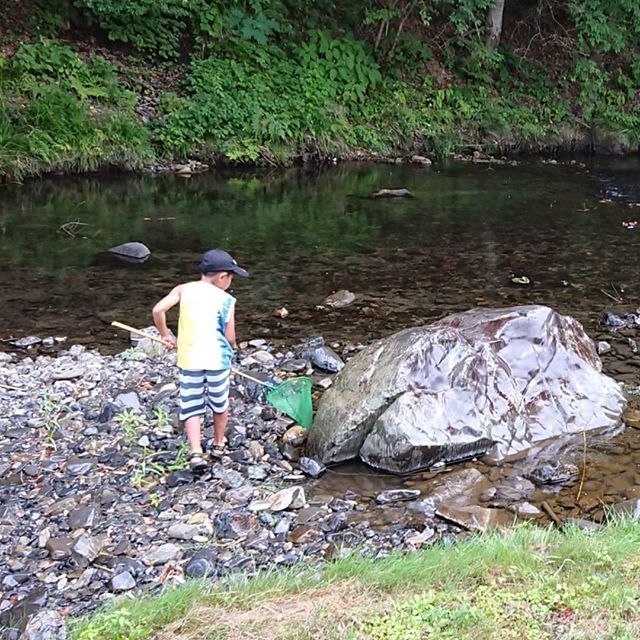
178, 368, 230, 421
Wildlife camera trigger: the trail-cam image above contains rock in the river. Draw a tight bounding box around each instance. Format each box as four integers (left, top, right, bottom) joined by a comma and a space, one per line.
322, 290, 356, 309
107, 241, 151, 263
372, 188, 414, 198
306, 305, 625, 473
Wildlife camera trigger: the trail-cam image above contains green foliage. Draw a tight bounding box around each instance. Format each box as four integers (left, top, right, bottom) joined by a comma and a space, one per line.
74, 0, 192, 59
568, 0, 640, 54
0, 41, 151, 181
154, 34, 382, 162
115, 409, 147, 444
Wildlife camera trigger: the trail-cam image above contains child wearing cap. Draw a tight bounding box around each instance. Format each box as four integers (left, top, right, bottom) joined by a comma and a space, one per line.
152, 249, 249, 471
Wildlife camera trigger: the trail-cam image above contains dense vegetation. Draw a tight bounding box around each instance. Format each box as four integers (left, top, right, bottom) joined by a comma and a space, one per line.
2, 0, 640, 180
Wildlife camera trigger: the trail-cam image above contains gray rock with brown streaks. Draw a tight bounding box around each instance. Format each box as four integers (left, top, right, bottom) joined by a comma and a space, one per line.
306, 305, 626, 473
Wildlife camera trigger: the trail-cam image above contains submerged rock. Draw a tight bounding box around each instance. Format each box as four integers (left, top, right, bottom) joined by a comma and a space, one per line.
306, 305, 625, 473
107, 242, 151, 263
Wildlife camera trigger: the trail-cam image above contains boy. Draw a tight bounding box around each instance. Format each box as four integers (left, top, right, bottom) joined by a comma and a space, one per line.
152, 249, 249, 470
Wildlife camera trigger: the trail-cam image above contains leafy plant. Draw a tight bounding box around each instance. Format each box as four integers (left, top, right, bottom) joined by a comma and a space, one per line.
114, 409, 147, 444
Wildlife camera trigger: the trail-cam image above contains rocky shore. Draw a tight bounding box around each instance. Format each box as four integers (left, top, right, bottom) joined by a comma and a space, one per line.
2, 316, 640, 638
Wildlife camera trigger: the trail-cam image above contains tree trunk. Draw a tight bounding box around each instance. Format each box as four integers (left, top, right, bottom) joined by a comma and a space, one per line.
486, 0, 505, 51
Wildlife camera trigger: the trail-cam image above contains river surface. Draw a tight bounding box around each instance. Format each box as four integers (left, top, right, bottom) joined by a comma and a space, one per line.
3, 157, 640, 525
2, 157, 640, 351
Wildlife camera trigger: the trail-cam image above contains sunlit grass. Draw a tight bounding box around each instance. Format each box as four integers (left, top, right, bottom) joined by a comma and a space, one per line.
68, 519, 640, 640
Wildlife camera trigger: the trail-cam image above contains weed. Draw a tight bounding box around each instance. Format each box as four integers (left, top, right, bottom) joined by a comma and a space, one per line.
114, 409, 147, 444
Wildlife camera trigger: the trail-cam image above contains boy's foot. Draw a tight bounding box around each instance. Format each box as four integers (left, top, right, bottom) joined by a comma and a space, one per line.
210, 443, 226, 458
189, 452, 208, 472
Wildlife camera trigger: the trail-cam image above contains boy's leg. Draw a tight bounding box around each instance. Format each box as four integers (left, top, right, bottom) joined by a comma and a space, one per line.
205, 369, 230, 449
184, 416, 204, 453
178, 369, 206, 454
212, 410, 229, 447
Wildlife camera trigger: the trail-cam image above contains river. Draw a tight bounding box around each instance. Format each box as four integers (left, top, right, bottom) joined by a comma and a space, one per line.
2, 158, 639, 353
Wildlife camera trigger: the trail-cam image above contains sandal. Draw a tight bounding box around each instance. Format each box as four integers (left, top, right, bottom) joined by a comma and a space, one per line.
210, 444, 226, 458
189, 452, 208, 471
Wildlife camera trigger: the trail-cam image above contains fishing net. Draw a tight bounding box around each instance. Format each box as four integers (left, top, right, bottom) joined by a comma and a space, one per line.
266, 377, 314, 428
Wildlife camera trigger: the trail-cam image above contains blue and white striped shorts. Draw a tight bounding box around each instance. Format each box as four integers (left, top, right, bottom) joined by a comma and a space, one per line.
178, 368, 230, 421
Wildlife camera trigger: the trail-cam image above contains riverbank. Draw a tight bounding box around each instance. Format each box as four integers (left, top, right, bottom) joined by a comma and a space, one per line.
70, 519, 640, 639
3, 315, 640, 637
2, 3, 640, 182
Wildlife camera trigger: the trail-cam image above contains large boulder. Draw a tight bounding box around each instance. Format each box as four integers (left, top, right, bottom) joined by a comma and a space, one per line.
306, 305, 626, 473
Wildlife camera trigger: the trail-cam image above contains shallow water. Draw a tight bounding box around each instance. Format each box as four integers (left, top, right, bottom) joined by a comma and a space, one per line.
2, 158, 640, 351
3, 157, 640, 524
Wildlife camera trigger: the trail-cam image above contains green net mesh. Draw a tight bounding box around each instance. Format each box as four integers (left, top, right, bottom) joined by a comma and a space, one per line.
266, 377, 314, 428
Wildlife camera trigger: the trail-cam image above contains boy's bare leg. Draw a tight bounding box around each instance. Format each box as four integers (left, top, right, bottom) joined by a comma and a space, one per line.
184, 416, 203, 454
213, 410, 228, 447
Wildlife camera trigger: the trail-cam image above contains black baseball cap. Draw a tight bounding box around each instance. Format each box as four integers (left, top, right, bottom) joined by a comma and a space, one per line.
198, 249, 249, 277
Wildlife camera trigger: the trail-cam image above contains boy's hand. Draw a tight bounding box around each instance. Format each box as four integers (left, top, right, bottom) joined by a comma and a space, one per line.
160, 333, 177, 349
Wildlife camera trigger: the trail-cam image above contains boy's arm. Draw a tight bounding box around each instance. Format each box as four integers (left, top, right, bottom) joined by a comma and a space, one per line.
152, 286, 181, 347
224, 304, 237, 349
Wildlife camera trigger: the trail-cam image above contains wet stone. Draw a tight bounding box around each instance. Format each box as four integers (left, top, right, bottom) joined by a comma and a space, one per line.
527, 461, 580, 485
376, 489, 421, 504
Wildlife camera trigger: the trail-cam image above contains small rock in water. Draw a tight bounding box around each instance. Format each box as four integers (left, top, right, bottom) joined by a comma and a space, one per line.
526, 461, 580, 486
322, 290, 356, 309
107, 241, 151, 263
372, 188, 414, 198
376, 490, 421, 504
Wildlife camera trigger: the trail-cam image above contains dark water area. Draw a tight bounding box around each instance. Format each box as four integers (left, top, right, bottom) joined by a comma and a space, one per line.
2, 158, 640, 354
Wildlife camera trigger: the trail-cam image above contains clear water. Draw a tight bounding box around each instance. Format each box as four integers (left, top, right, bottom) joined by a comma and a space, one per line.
2, 158, 640, 352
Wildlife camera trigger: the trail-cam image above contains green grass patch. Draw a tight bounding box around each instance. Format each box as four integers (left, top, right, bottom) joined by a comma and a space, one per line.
69, 519, 640, 640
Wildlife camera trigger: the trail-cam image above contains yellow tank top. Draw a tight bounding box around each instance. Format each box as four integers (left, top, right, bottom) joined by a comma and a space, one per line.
177, 281, 235, 370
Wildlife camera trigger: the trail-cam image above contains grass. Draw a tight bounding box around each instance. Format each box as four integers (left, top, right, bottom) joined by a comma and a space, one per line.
69, 518, 640, 640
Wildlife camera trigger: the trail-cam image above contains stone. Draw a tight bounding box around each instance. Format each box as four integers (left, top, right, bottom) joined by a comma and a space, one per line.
71, 534, 107, 565
167, 523, 200, 540
68, 505, 98, 530
114, 392, 141, 411
111, 572, 136, 592
45, 538, 73, 560
249, 487, 306, 512
323, 290, 356, 309
609, 499, 640, 519
215, 513, 259, 539
307, 305, 625, 473
376, 489, 421, 504
436, 503, 512, 532
65, 457, 96, 476
21, 609, 67, 640
298, 457, 326, 478
372, 188, 414, 198
304, 346, 344, 373
527, 461, 579, 486
107, 242, 151, 263
142, 543, 182, 566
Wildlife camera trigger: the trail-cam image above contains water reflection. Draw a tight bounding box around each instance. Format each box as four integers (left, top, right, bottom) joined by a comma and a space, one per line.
1, 159, 640, 350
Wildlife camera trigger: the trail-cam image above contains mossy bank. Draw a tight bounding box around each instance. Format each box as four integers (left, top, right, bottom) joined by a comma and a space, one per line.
2, 1, 640, 182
